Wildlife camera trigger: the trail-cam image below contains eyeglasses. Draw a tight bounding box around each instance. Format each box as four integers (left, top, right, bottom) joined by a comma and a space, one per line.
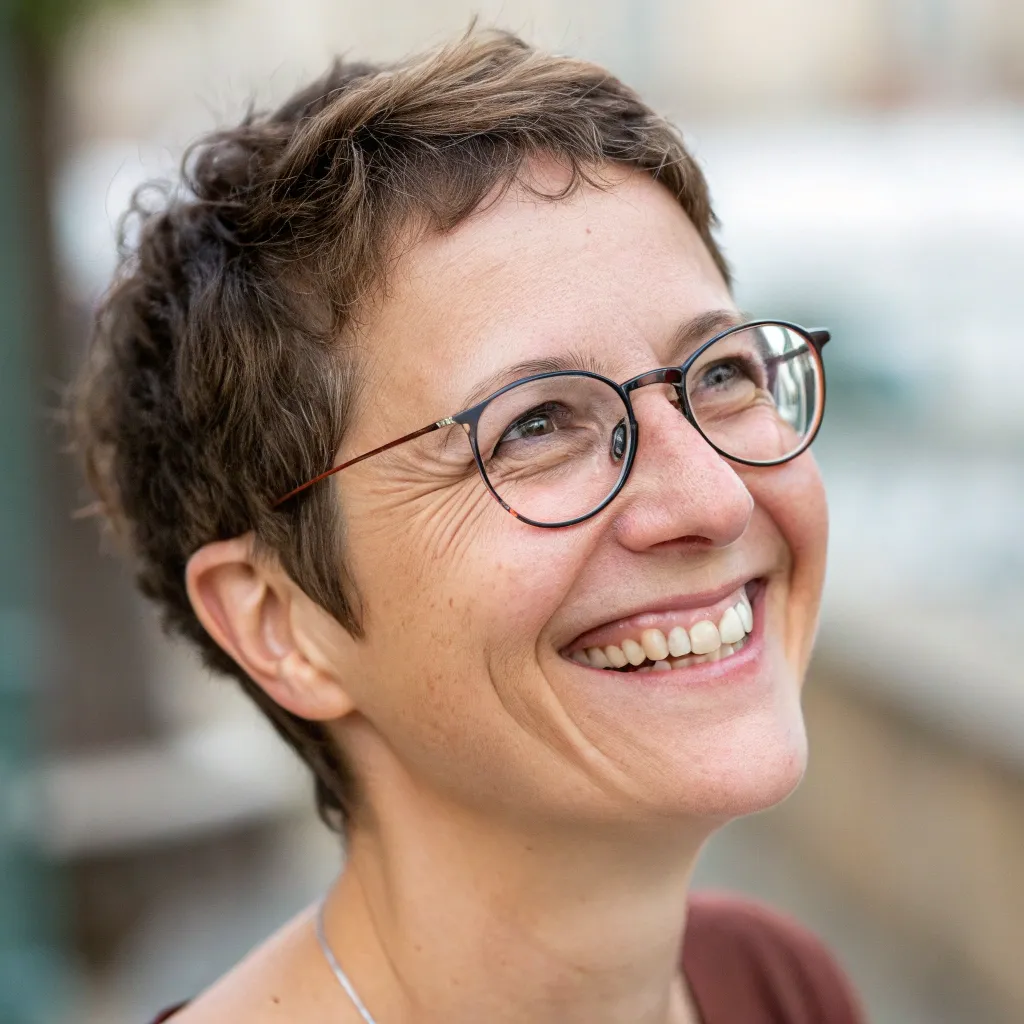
274, 320, 829, 527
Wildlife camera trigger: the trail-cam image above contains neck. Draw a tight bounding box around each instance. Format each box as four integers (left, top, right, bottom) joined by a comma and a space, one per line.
321, 787, 710, 1024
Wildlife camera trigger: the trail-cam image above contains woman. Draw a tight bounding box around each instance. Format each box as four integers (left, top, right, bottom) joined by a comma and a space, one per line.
75, 30, 862, 1024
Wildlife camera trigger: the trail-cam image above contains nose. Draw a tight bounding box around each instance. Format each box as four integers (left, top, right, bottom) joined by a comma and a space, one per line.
613, 386, 753, 551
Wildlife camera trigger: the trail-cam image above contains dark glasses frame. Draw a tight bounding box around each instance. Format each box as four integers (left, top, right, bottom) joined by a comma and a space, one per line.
273, 319, 830, 527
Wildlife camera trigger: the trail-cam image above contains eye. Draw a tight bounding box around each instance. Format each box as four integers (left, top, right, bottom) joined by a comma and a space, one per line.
700, 360, 745, 388
494, 402, 563, 452
507, 414, 553, 439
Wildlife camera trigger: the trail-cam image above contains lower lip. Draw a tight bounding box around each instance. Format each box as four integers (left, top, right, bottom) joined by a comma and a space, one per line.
568, 585, 767, 692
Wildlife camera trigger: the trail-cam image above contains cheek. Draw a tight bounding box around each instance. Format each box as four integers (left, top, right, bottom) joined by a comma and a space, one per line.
441, 524, 585, 669
339, 496, 593, 809
774, 455, 826, 548
346, 478, 584, 703
747, 453, 827, 570
747, 453, 828, 667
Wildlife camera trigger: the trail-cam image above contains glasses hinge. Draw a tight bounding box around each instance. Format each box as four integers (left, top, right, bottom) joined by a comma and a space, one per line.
435, 416, 456, 427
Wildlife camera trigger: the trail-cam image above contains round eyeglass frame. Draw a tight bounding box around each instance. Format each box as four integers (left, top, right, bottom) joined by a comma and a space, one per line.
273, 319, 830, 528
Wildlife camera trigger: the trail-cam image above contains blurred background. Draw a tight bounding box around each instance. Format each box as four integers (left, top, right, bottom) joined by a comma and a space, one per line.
1, 1, 1021, 1022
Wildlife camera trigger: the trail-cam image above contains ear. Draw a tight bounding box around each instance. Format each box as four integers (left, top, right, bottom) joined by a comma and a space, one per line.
185, 534, 356, 722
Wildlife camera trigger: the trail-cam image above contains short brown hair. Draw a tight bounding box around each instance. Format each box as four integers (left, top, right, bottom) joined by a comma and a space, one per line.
72, 29, 729, 831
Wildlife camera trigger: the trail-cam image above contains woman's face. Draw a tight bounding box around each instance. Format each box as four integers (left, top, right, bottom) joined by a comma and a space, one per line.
315, 164, 828, 828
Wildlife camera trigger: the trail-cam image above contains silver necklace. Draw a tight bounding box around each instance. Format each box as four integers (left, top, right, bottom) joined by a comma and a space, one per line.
315, 901, 380, 1024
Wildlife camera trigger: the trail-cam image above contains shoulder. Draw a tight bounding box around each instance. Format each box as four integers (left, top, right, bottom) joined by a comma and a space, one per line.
683, 892, 865, 1024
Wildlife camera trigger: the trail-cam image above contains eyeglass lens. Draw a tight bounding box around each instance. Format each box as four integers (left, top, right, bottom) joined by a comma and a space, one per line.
686, 323, 821, 464
475, 373, 634, 525
474, 324, 822, 526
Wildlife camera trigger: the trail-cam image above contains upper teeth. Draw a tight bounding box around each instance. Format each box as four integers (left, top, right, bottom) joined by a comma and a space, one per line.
569, 594, 754, 670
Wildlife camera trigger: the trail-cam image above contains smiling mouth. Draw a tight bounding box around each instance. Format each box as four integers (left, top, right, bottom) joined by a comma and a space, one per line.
564, 581, 762, 673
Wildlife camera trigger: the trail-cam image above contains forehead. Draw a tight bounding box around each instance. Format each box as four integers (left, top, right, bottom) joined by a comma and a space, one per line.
358, 164, 733, 424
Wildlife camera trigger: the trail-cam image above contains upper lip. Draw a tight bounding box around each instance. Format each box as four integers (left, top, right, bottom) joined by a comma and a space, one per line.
561, 575, 763, 651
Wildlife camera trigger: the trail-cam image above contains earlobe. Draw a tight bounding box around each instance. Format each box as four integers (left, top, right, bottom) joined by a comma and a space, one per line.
185, 535, 356, 722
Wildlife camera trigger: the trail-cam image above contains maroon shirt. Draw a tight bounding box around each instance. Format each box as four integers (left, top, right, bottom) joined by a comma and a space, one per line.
152, 893, 865, 1023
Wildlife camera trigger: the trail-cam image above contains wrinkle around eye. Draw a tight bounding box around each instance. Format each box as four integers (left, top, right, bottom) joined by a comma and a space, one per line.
348, 470, 495, 576
368, 423, 477, 483
407, 472, 503, 566
433, 422, 474, 461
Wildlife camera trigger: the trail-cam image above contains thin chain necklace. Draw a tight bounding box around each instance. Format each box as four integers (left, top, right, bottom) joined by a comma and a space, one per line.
315, 901, 380, 1024
316, 901, 695, 1024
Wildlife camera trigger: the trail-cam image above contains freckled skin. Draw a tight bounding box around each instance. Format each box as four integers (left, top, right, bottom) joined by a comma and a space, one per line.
308, 163, 829, 829
181, 159, 831, 1024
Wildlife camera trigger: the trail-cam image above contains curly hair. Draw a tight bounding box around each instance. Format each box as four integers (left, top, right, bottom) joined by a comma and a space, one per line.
71, 29, 730, 832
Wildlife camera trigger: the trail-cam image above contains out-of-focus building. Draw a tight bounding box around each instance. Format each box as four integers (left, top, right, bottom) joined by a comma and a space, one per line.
4, 1, 1018, 1022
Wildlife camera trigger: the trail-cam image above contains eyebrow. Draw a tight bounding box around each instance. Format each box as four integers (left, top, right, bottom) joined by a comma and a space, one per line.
665, 308, 748, 363
456, 308, 747, 411
457, 351, 615, 410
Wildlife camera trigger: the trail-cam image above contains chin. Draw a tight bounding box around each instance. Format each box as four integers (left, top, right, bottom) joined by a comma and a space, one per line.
568, 690, 810, 831
552, 630, 810, 826
654, 678, 811, 824
673, 711, 809, 822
